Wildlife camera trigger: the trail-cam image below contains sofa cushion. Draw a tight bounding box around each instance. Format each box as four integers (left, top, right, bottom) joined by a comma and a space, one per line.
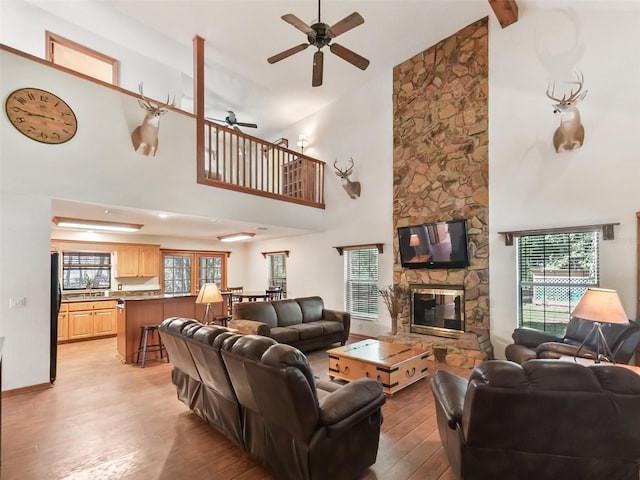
288, 323, 325, 340
272, 299, 303, 327
314, 320, 344, 336
270, 326, 300, 344
297, 296, 324, 323
233, 301, 278, 328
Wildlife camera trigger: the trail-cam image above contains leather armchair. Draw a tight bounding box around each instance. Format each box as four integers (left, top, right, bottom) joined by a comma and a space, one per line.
505, 317, 640, 364
431, 360, 640, 480
221, 335, 386, 480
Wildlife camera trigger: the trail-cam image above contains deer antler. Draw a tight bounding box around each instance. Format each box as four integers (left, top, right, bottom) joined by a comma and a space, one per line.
137, 82, 175, 110
546, 71, 585, 103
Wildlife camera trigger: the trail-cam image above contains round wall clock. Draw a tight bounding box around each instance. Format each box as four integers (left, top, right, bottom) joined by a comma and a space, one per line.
5, 87, 77, 144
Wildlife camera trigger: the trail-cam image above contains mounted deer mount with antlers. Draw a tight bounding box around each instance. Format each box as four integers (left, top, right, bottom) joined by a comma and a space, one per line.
333, 158, 361, 199
131, 82, 175, 157
546, 71, 588, 153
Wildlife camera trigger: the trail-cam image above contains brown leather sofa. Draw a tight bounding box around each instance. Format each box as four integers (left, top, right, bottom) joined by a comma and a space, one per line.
159, 317, 385, 480
505, 317, 640, 364
228, 296, 350, 352
431, 360, 640, 480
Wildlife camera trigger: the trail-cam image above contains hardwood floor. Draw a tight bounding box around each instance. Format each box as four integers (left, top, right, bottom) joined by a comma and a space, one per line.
2, 337, 468, 480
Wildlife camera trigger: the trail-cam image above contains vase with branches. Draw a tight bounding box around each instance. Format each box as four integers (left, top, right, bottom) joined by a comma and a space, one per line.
379, 284, 408, 335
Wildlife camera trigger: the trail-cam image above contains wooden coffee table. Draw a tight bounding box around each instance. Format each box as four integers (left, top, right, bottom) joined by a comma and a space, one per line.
327, 339, 429, 395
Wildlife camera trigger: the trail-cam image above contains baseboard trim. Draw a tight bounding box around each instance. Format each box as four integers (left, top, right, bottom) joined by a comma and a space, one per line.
2, 382, 52, 398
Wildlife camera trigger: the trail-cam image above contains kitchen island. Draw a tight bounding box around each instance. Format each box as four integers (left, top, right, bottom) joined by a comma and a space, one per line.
116, 295, 225, 364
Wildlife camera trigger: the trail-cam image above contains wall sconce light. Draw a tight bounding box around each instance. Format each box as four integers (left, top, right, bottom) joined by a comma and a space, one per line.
297, 134, 308, 153
52, 217, 143, 233
217, 232, 256, 242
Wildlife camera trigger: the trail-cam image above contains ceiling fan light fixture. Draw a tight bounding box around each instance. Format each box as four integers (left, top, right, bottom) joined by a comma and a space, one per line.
217, 232, 256, 242
53, 217, 143, 233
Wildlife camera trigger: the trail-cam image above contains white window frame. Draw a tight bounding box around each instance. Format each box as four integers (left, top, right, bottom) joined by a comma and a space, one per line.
343, 247, 379, 320
267, 253, 287, 297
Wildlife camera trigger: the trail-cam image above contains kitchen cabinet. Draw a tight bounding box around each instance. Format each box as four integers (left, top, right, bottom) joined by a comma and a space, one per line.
57, 304, 69, 342
115, 245, 160, 278
67, 300, 118, 341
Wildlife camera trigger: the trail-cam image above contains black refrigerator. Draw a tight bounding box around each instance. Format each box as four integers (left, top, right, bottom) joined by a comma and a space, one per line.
50, 252, 62, 383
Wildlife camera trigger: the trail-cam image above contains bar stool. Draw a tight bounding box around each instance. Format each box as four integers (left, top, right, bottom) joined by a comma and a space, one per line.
136, 325, 167, 368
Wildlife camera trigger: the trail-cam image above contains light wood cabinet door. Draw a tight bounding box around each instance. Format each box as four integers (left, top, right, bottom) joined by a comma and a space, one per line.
139, 246, 160, 277
116, 246, 140, 278
68, 311, 94, 339
57, 312, 68, 341
94, 309, 117, 336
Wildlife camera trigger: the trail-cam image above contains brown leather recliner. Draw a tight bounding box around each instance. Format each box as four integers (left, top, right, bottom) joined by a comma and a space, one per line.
158, 317, 245, 448
505, 317, 640, 364
221, 334, 386, 480
431, 360, 640, 480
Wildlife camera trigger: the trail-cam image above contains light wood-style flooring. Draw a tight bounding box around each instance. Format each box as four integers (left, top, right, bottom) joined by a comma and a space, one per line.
3, 337, 469, 479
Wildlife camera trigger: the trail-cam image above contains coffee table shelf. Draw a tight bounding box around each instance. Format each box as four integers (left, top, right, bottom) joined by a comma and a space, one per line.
327, 339, 429, 395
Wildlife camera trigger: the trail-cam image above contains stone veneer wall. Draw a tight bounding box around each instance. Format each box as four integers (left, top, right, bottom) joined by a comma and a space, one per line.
392, 18, 490, 340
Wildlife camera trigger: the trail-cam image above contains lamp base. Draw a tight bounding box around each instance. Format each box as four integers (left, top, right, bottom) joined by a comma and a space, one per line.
573, 322, 615, 364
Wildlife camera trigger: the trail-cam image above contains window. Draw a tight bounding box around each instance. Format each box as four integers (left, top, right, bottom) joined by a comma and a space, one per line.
517, 231, 599, 336
344, 248, 379, 319
163, 254, 192, 295
162, 250, 228, 295
62, 252, 111, 290
268, 253, 287, 297
46, 31, 119, 84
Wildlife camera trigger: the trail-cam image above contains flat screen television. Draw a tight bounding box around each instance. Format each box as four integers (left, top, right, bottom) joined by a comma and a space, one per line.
398, 219, 470, 269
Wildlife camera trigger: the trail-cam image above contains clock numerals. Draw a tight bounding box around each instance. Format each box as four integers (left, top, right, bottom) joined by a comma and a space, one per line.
6, 88, 77, 144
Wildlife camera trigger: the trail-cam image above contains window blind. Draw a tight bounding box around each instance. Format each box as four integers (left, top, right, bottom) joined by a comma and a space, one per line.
517, 231, 599, 335
344, 248, 378, 319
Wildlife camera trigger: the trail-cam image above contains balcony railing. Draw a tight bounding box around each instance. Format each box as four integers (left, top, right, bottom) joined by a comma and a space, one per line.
197, 120, 325, 208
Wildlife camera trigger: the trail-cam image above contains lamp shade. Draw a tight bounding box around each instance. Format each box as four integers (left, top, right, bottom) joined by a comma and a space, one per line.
571, 288, 628, 325
409, 234, 421, 247
196, 283, 223, 304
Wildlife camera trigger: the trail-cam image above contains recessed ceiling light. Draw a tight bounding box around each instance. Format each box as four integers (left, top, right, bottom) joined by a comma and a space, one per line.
217, 232, 255, 242
103, 209, 125, 215
157, 213, 169, 219
53, 217, 142, 233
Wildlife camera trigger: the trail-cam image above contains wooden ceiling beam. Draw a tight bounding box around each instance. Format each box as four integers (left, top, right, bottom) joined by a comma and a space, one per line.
488, 0, 519, 29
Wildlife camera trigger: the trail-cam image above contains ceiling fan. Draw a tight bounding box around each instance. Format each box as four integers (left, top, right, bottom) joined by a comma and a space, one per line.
267, 0, 369, 87
207, 111, 258, 130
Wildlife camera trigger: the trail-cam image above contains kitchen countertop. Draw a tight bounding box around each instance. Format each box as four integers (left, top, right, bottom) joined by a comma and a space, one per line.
62, 294, 195, 303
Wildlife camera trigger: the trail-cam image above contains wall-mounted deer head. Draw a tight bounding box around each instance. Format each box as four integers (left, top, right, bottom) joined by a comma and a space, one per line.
333, 158, 361, 199
546, 71, 588, 153
131, 82, 174, 157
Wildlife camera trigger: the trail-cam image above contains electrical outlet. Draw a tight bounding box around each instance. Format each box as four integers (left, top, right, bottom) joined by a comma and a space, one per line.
9, 297, 26, 308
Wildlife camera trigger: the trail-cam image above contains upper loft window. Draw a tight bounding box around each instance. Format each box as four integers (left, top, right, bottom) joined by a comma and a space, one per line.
46, 31, 119, 85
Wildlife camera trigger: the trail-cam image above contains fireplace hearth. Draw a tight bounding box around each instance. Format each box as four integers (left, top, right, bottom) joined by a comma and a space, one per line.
410, 284, 465, 339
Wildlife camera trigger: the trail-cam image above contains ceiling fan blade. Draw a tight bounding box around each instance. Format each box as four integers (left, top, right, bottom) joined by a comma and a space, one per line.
281, 14, 314, 35
236, 122, 258, 128
312, 50, 323, 87
328, 12, 364, 37
267, 43, 309, 64
329, 43, 369, 70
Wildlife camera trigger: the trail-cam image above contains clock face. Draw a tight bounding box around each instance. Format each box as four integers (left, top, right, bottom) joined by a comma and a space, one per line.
5, 88, 77, 144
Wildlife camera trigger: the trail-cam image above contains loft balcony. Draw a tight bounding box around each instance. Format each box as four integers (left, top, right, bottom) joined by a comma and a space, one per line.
197, 120, 325, 209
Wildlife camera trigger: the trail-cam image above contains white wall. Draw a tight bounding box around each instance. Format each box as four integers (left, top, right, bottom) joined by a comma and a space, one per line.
489, 2, 640, 356
245, 72, 396, 337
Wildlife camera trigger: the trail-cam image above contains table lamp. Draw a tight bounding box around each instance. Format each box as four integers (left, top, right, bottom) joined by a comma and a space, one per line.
571, 287, 628, 363
196, 283, 223, 324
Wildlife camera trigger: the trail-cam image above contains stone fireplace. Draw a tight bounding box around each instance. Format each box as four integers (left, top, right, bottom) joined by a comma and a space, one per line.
383, 17, 492, 368
410, 284, 465, 338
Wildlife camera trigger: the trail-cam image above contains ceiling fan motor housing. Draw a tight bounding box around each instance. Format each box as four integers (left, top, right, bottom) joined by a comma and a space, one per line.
308, 23, 332, 48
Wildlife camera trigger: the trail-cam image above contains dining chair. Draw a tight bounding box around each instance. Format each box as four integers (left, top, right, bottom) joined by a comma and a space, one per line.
227, 286, 244, 314
265, 286, 283, 301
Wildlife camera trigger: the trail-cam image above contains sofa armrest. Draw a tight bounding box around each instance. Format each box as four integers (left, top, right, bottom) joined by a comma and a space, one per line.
430, 370, 468, 429
512, 327, 562, 348
536, 341, 599, 361
319, 378, 385, 433
323, 308, 351, 341
227, 319, 270, 337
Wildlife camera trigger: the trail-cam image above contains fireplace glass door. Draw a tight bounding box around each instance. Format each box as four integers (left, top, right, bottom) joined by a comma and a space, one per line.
410, 285, 465, 338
